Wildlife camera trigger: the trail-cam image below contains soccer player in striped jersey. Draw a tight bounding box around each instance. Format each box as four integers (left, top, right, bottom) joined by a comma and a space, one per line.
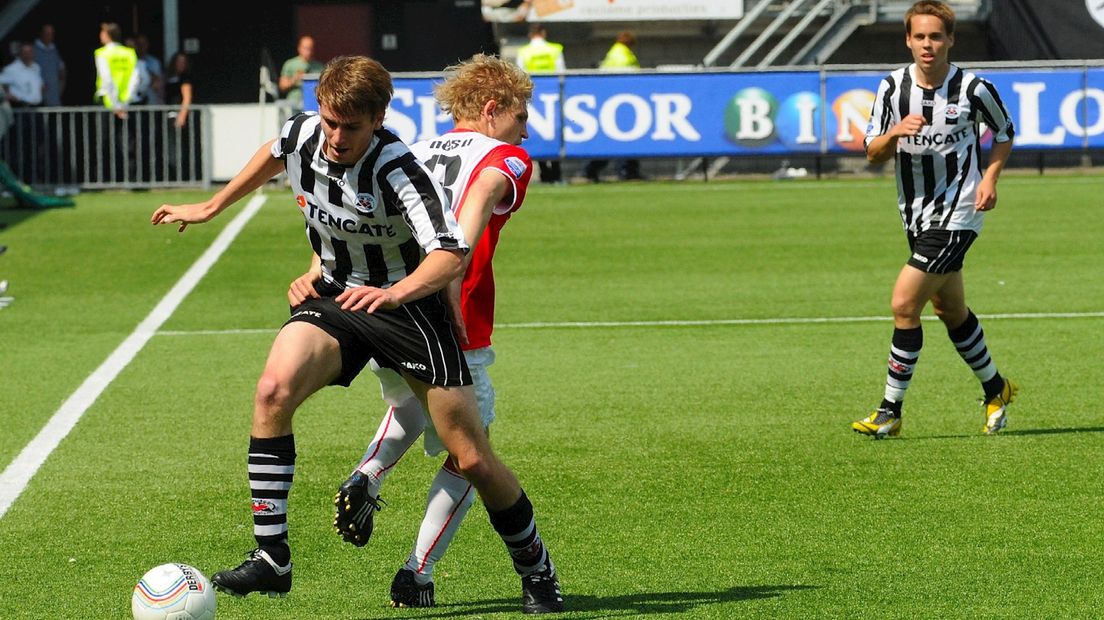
853, 0, 1019, 439
150, 56, 560, 613
318, 54, 562, 613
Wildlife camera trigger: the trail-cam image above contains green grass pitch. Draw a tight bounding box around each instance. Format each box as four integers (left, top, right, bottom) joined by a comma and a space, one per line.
1, 174, 1103, 618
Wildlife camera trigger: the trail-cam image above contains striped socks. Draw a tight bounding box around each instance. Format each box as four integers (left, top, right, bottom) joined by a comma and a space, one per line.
248, 435, 295, 567
947, 310, 1004, 399
486, 491, 551, 577
883, 326, 923, 413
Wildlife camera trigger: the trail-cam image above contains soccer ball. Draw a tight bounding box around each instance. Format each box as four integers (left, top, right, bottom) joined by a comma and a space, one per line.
132, 563, 217, 620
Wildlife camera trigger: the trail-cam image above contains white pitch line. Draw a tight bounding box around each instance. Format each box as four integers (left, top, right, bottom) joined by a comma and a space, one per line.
153, 310, 1104, 337
0, 195, 268, 520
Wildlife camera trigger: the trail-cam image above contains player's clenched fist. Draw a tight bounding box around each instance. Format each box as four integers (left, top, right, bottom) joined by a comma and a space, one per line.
895, 114, 926, 137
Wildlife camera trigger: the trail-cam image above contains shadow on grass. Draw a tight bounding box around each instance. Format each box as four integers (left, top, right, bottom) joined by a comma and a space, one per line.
355, 584, 819, 619
894, 426, 1104, 441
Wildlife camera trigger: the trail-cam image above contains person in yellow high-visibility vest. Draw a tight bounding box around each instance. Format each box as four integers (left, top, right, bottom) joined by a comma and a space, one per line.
95, 22, 144, 182
94, 22, 141, 119
585, 31, 645, 182
516, 24, 564, 183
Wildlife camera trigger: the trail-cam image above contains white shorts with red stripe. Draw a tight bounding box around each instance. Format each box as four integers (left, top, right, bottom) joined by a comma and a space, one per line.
370, 346, 497, 457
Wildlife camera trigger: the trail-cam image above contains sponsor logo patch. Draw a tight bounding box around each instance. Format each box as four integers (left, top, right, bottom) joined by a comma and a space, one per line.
911, 253, 930, 264
296, 195, 307, 209
401, 361, 428, 371
888, 359, 910, 374
354, 193, 377, 214
504, 156, 527, 179
252, 499, 278, 514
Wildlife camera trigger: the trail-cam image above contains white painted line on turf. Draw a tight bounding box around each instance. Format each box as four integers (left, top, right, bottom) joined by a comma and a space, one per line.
493, 311, 1104, 328
0, 195, 268, 521
153, 310, 1104, 337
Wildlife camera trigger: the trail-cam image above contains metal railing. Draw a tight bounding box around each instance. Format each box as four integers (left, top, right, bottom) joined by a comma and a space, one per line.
0, 105, 211, 190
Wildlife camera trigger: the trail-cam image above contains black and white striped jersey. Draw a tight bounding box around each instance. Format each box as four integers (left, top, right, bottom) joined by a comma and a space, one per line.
865, 64, 1015, 234
271, 113, 466, 289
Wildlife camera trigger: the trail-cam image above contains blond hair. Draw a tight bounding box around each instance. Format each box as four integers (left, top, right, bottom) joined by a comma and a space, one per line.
315, 56, 393, 119
434, 54, 534, 123
905, 0, 955, 35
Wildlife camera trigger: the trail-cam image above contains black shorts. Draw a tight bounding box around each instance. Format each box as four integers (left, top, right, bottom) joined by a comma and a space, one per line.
285, 280, 471, 388
906, 229, 978, 274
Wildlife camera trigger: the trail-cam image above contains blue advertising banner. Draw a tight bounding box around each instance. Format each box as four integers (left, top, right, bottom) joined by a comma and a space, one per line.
823, 72, 884, 155
1088, 69, 1104, 148
561, 72, 821, 157
984, 70, 1087, 149
304, 67, 1104, 157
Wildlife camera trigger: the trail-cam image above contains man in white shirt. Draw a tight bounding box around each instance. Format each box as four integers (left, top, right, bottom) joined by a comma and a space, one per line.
0, 43, 45, 181
0, 44, 45, 107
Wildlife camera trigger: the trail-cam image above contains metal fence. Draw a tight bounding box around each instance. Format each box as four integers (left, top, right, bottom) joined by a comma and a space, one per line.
0, 105, 211, 190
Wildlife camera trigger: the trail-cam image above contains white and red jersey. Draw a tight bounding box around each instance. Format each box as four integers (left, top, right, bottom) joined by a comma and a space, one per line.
410, 129, 532, 350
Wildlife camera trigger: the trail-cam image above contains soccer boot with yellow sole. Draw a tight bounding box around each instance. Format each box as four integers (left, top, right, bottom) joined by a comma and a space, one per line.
851, 407, 901, 439
982, 378, 1019, 435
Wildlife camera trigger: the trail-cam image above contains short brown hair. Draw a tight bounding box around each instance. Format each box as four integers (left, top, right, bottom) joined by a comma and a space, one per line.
101, 22, 122, 43
905, 1, 955, 35
315, 56, 393, 120
615, 31, 636, 47
434, 54, 533, 123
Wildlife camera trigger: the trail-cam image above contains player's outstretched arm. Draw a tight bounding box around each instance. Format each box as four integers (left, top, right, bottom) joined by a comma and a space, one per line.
151, 140, 283, 232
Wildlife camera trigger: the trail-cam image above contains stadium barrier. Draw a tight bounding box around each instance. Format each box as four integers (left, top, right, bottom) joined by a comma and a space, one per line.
0, 105, 210, 190
304, 61, 1104, 161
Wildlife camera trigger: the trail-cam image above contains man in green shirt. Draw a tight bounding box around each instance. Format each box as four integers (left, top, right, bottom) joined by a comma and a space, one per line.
280, 36, 324, 113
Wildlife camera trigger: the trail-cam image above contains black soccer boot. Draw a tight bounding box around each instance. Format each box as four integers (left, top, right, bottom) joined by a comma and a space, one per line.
333, 471, 384, 547
521, 565, 564, 614
390, 567, 436, 608
211, 549, 291, 597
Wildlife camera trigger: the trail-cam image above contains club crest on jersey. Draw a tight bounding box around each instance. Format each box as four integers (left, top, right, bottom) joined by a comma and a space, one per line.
504, 156, 526, 179
944, 104, 961, 120
354, 193, 377, 214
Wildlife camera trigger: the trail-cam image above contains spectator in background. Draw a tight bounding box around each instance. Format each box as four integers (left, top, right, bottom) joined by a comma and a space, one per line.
164, 52, 196, 181
0, 43, 45, 181
134, 34, 164, 105
95, 23, 141, 181
123, 36, 153, 106
516, 23, 564, 183
584, 31, 645, 182
165, 52, 192, 129
279, 35, 323, 113
0, 43, 44, 108
34, 24, 65, 106
94, 22, 141, 116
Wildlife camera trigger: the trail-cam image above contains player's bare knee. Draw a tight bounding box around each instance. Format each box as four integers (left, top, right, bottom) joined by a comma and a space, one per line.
453, 452, 496, 486
254, 373, 294, 415
891, 297, 922, 323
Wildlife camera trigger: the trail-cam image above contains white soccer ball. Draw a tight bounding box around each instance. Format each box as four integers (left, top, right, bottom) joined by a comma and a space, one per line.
132, 563, 217, 620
